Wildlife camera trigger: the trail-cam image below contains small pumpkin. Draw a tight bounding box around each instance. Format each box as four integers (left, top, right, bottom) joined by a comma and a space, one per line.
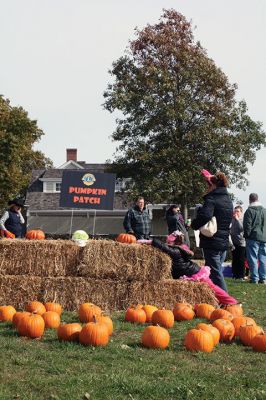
16, 312, 32, 336
231, 316, 257, 337
18, 313, 45, 338
57, 323, 82, 342
251, 332, 266, 352
79, 303, 102, 323
142, 325, 170, 349
79, 319, 109, 346
239, 324, 263, 346
196, 323, 220, 345
223, 304, 243, 317
152, 309, 174, 329
12, 311, 31, 329
212, 318, 235, 342
210, 309, 233, 322
44, 302, 62, 316
125, 306, 146, 324
25, 229, 45, 240
184, 328, 214, 352
42, 311, 61, 329
0, 305, 17, 322
173, 305, 195, 321
142, 305, 158, 323
194, 304, 215, 320
97, 315, 113, 335
116, 233, 137, 244
26, 301, 46, 316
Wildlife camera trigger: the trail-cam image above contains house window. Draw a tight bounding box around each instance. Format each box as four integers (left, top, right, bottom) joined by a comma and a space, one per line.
43, 182, 61, 193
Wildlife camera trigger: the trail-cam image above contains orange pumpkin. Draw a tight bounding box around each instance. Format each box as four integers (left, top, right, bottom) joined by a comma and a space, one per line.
116, 233, 137, 244
152, 309, 174, 329
194, 304, 216, 320
210, 309, 233, 322
97, 315, 113, 335
125, 306, 146, 324
57, 323, 82, 342
223, 304, 243, 317
142, 305, 158, 323
239, 325, 263, 346
142, 325, 170, 349
196, 323, 220, 345
173, 305, 195, 321
0, 305, 16, 322
12, 311, 31, 328
79, 320, 109, 346
42, 311, 61, 329
251, 332, 266, 352
212, 319, 235, 342
18, 313, 45, 338
16, 312, 32, 336
26, 301, 46, 316
44, 302, 62, 316
79, 303, 102, 323
184, 329, 214, 352
231, 316, 257, 337
25, 229, 45, 240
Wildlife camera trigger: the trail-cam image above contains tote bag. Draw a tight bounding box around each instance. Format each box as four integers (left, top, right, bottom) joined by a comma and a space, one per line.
199, 216, 217, 237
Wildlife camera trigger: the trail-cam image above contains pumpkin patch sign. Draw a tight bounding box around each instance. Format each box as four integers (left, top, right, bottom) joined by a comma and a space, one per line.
60, 170, 116, 209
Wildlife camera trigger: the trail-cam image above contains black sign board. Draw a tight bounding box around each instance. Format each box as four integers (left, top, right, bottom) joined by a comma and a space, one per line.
59, 170, 116, 210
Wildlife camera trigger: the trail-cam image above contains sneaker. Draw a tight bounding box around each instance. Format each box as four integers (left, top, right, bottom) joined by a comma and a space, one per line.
258, 280, 266, 284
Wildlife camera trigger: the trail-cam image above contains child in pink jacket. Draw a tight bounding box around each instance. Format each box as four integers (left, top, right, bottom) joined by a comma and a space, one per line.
138, 231, 237, 306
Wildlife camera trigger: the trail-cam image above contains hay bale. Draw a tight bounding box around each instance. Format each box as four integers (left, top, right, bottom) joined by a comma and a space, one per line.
127, 280, 218, 308
0, 274, 129, 312
78, 240, 172, 281
0, 240, 81, 277
0, 275, 217, 312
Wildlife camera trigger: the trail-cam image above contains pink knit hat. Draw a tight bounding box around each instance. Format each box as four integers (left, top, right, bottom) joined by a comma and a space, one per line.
166, 230, 184, 244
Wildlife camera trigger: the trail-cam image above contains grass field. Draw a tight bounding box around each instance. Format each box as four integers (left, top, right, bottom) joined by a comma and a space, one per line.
0, 279, 266, 400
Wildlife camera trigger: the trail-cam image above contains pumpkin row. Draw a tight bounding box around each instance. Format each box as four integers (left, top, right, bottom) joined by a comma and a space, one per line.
1, 302, 265, 352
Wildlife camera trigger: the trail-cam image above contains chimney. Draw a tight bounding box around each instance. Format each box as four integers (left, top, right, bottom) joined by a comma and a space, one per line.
66, 148, 77, 162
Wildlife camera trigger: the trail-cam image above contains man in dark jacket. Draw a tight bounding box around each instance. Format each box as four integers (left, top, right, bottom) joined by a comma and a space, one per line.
123, 196, 151, 239
191, 171, 233, 292
243, 193, 266, 284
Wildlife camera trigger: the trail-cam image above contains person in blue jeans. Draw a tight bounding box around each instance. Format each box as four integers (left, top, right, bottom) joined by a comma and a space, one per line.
191, 170, 233, 292
243, 193, 266, 284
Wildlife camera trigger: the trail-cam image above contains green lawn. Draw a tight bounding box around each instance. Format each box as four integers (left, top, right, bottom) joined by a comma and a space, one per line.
0, 279, 266, 400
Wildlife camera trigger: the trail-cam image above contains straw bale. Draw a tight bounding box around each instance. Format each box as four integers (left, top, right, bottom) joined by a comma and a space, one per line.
0, 240, 81, 277
0, 275, 43, 310
0, 274, 217, 312
0, 275, 129, 312
127, 280, 218, 308
78, 240, 172, 281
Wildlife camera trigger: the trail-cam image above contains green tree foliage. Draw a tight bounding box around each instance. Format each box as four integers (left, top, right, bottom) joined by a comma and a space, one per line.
103, 9, 265, 205
0, 95, 52, 210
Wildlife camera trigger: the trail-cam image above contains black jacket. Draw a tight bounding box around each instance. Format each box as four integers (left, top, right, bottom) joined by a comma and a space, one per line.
191, 187, 233, 251
166, 214, 190, 247
152, 238, 200, 279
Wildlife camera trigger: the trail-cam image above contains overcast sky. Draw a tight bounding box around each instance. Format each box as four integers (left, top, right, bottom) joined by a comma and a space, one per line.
1, 0, 265, 208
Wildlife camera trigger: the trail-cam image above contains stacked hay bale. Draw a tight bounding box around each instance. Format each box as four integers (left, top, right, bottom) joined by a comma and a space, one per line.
0, 239, 218, 311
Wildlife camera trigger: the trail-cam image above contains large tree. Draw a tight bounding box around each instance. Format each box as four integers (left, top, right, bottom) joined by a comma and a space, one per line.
0, 95, 52, 210
103, 9, 265, 206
